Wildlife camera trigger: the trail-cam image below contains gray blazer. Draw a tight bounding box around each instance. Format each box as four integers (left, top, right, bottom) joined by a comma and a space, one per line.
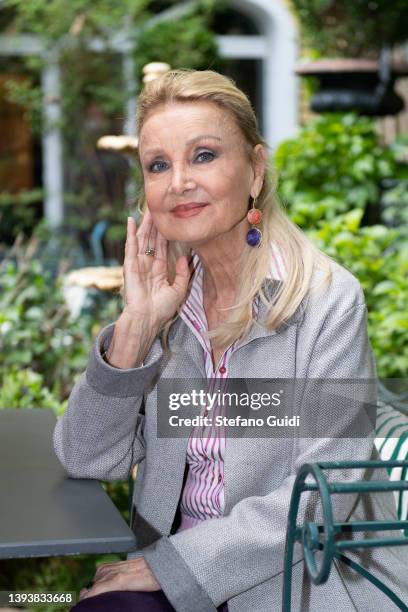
53, 262, 408, 611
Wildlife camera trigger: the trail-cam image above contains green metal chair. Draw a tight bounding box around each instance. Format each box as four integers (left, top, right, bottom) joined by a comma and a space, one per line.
283, 459, 408, 611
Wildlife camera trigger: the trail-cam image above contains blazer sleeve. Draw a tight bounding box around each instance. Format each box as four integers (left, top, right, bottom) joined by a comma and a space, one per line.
53, 322, 164, 481
142, 287, 378, 610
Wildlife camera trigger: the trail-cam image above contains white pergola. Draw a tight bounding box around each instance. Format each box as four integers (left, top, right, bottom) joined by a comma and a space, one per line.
0, 0, 298, 227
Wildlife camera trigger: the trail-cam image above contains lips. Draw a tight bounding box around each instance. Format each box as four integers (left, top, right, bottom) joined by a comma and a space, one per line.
172, 202, 209, 212
171, 202, 209, 218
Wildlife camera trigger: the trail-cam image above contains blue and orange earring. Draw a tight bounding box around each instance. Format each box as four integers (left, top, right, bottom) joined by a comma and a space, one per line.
246, 195, 263, 247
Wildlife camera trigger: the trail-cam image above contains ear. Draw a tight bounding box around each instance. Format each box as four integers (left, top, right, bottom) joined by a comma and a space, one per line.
250, 144, 267, 199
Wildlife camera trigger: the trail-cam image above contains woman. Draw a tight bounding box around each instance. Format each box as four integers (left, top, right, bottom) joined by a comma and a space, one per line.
54, 69, 408, 611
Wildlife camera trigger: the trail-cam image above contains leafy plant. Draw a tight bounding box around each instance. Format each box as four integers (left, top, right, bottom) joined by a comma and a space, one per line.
380, 135, 408, 231
275, 111, 408, 378
288, 0, 408, 58
381, 180, 408, 229
2, 75, 43, 136
307, 209, 408, 378
6, 0, 151, 41
0, 249, 89, 400
275, 113, 405, 229
0, 233, 123, 401
0, 189, 44, 246
0, 368, 66, 414
133, 1, 225, 81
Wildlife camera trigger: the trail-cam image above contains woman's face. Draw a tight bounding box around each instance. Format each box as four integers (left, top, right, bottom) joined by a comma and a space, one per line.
138, 101, 265, 247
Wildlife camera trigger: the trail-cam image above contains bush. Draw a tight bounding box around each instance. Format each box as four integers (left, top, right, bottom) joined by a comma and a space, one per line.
307, 209, 408, 378
274, 113, 402, 229
133, 0, 224, 82
381, 181, 408, 230
0, 189, 44, 247
0, 241, 92, 401
275, 113, 408, 378
0, 368, 66, 414
288, 0, 408, 58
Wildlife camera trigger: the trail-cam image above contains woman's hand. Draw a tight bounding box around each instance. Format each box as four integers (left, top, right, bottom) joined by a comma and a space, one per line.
78, 557, 161, 601
105, 208, 190, 369
122, 208, 190, 329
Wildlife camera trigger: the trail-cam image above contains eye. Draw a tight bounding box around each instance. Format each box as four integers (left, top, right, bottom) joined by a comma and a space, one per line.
195, 150, 215, 163
146, 149, 216, 173
148, 160, 168, 173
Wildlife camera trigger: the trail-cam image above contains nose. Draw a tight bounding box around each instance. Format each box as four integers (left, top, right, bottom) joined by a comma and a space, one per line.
168, 162, 196, 195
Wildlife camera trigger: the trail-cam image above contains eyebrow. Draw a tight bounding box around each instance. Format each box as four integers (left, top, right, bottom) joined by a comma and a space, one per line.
141, 134, 222, 157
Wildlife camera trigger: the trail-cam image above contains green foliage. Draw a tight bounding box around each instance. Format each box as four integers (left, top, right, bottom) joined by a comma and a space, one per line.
0, 368, 66, 414
2, 76, 43, 135
0, 553, 126, 612
307, 210, 408, 377
288, 0, 408, 58
275, 113, 402, 229
381, 181, 408, 229
389, 133, 408, 165
60, 49, 124, 130
0, 251, 90, 400
381, 136, 408, 230
0, 189, 44, 246
275, 112, 408, 378
0, 231, 123, 402
133, 1, 224, 81
6, 0, 151, 40
102, 480, 131, 524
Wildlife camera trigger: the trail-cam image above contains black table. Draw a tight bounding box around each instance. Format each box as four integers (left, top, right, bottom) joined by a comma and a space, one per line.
0, 409, 136, 559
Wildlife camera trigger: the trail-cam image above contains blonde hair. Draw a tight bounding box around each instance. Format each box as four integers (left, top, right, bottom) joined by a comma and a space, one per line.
123, 69, 332, 350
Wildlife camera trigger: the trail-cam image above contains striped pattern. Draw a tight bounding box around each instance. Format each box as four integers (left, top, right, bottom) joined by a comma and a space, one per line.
375, 402, 408, 528
176, 242, 287, 532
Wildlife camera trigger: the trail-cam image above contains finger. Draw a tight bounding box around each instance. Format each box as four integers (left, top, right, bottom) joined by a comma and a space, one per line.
94, 562, 116, 579
79, 588, 88, 601
81, 576, 122, 600
125, 217, 138, 261
146, 222, 158, 255
136, 209, 154, 255
137, 205, 152, 230
93, 568, 120, 584
95, 558, 143, 579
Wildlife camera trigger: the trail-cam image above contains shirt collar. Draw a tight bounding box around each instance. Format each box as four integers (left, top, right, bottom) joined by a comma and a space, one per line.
181, 241, 287, 320
178, 242, 290, 348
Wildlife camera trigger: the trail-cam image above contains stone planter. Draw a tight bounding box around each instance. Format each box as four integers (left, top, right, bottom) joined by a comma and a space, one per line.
296, 58, 408, 117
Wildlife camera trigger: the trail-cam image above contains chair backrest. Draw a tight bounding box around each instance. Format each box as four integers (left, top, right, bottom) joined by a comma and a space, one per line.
375, 401, 408, 526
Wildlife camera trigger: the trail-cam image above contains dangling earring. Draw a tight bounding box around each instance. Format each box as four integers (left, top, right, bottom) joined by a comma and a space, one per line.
246, 195, 263, 247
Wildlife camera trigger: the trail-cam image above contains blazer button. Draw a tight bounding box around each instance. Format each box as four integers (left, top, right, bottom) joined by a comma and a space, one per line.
218, 474, 222, 482
219, 366, 227, 374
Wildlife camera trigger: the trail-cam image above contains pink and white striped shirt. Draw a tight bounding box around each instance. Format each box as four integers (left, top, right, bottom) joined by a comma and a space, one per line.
176, 242, 287, 532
